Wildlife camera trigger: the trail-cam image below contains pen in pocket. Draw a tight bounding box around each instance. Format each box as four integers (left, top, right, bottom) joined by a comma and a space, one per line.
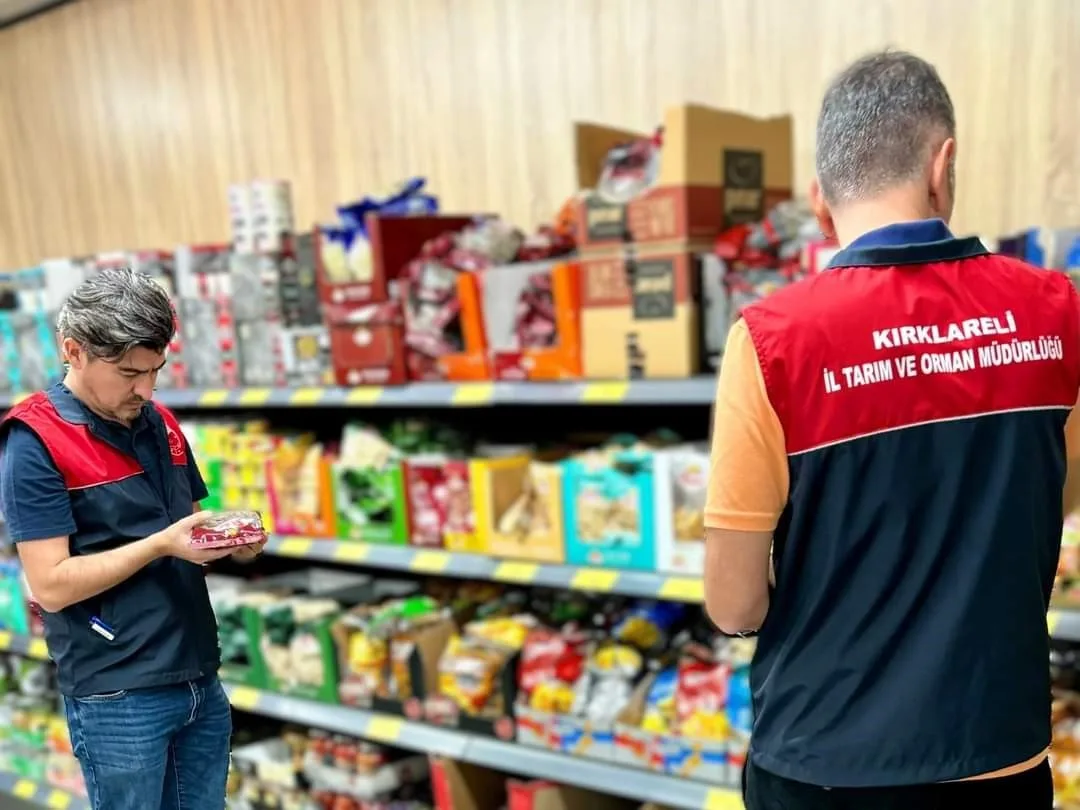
89, 617, 115, 641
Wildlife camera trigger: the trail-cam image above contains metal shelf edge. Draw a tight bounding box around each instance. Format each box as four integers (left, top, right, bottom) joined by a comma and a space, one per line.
263, 535, 705, 603
0, 378, 718, 410
0, 770, 88, 810
223, 685, 739, 810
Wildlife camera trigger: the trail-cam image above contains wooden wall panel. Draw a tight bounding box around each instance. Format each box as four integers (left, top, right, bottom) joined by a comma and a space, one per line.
0, 0, 1078, 266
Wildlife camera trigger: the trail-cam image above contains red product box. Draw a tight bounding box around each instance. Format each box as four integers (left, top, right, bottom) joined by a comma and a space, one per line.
328, 301, 407, 386
403, 458, 449, 548
316, 215, 478, 308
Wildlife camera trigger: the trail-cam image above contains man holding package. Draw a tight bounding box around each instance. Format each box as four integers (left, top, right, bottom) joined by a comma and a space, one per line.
0, 267, 265, 810
705, 51, 1078, 808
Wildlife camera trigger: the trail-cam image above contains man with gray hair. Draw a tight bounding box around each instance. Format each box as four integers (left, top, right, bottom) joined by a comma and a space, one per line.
0, 267, 261, 810
704, 51, 1076, 807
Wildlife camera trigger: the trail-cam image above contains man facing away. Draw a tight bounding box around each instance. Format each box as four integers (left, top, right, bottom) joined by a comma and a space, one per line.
705, 51, 1079, 808
0, 267, 264, 810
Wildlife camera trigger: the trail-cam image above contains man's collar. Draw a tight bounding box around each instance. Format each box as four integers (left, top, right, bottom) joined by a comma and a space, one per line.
47, 382, 149, 431
827, 218, 989, 269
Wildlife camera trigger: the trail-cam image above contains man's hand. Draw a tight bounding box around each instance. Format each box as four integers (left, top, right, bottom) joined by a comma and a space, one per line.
228, 536, 267, 564
153, 512, 234, 566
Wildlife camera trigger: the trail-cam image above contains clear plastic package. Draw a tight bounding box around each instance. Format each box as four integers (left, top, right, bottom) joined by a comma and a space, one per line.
190, 511, 268, 549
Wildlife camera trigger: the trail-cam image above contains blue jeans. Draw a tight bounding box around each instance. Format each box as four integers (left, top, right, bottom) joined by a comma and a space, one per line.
63, 674, 231, 810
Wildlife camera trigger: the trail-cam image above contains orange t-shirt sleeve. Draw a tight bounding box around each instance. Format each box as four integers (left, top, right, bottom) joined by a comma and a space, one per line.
1067, 399, 1080, 460
705, 318, 790, 532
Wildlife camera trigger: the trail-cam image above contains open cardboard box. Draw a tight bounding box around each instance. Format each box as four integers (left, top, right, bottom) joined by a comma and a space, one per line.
514, 702, 616, 763
315, 214, 478, 311
402, 269, 490, 382
612, 672, 732, 785
424, 647, 521, 740
507, 779, 638, 810
430, 757, 647, 810
472, 454, 566, 564
430, 757, 507, 810
572, 105, 793, 250
480, 259, 583, 381
653, 444, 709, 575
255, 569, 377, 704
331, 601, 453, 717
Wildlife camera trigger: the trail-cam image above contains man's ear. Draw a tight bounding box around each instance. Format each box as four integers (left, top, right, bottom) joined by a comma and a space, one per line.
929, 136, 956, 223
809, 177, 836, 241
61, 337, 84, 370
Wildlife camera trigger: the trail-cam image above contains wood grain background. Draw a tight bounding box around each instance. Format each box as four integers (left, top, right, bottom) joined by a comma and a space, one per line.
1, 0, 1078, 266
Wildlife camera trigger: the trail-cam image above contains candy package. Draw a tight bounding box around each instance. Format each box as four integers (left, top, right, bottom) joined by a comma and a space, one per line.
190, 511, 268, 549
594, 128, 663, 204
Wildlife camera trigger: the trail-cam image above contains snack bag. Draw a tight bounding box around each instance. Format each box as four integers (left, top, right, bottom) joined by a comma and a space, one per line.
572, 643, 643, 727
614, 601, 687, 654
675, 654, 730, 741
437, 614, 533, 716
190, 511, 267, 549
518, 627, 587, 714
641, 667, 677, 734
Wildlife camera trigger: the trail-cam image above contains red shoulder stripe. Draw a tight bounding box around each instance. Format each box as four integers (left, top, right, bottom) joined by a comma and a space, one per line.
5, 397, 143, 490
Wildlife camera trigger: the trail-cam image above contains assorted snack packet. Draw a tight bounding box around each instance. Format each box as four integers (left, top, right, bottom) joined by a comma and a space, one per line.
190, 510, 268, 550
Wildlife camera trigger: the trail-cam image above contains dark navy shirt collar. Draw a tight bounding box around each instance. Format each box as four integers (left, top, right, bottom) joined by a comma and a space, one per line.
827, 218, 989, 269
47, 381, 151, 433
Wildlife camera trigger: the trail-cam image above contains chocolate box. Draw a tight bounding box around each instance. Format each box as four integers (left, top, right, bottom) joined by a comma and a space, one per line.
580, 245, 703, 379
328, 301, 407, 386
480, 260, 582, 381
572, 105, 794, 249
316, 215, 477, 310
280, 231, 323, 327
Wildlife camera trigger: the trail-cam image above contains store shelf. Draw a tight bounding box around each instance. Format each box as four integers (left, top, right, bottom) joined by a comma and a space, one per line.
265, 534, 705, 603
0, 770, 88, 810
0, 378, 717, 411
223, 684, 742, 810
1049, 608, 1080, 641
0, 632, 49, 661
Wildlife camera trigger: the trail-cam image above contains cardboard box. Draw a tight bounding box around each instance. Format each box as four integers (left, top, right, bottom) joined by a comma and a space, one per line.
280, 325, 333, 387
332, 456, 410, 545
316, 214, 477, 310
403, 270, 490, 382
430, 757, 507, 810
267, 442, 337, 538
580, 247, 702, 379
572, 105, 794, 249
803, 239, 840, 275
256, 569, 375, 704
561, 452, 656, 571
403, 457, 484, 551
481, 260, 582, 381
213, 589, 279, 688
507, 779, 637, 810
611, 672, 732, 784
332, 605, 450, 713
654, 445, 708, 575
279, 231, 324, 327
473, 457, 566, 564
236, 318, 287, 387
328, 301, 407, 386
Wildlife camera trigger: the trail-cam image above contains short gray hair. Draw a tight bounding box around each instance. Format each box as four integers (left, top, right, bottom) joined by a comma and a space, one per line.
816, 50, 955, 205
57, 267, 175, 361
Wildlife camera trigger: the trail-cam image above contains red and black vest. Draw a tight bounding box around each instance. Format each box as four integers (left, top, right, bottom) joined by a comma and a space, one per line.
0, 386, 220, 697
741, 220, 1080, 786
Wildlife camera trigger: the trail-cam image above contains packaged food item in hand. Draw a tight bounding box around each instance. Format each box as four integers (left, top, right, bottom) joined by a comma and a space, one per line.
189, 510, 267, 549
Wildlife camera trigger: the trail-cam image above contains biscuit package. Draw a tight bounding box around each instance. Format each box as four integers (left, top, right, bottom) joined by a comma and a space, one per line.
189, 511, 268, 549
